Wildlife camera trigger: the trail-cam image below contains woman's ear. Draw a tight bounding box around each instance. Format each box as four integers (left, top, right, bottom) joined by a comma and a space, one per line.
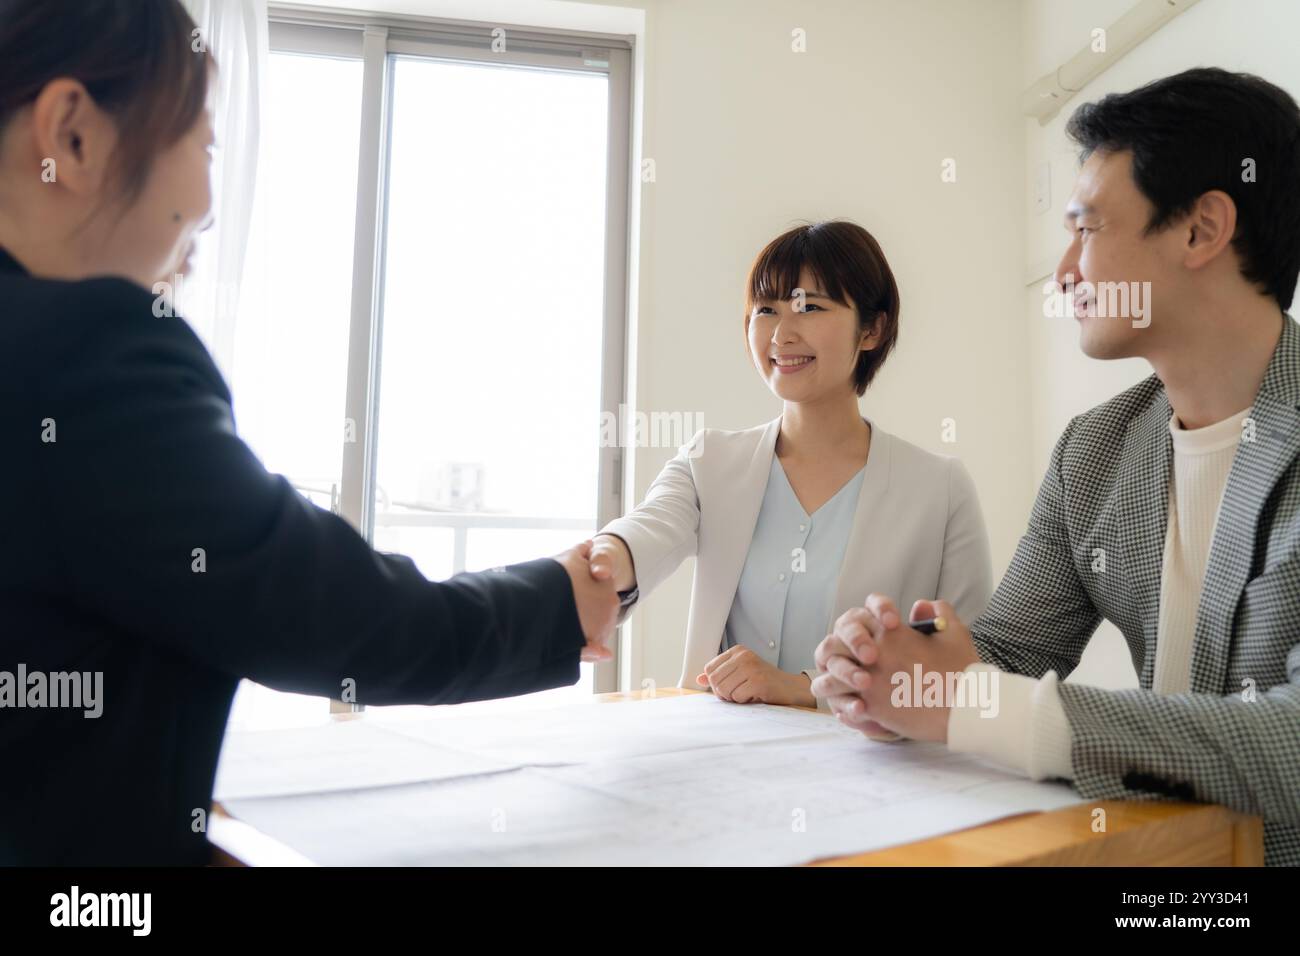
859, 311, 885, 351
28, 78, 116, 197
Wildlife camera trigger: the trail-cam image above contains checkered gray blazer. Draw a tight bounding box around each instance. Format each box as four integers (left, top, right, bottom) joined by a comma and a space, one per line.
971, 313, 1300, 866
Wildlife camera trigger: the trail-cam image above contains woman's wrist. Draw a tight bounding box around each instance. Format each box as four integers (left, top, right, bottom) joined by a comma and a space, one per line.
790, 670, 817, 708
594, 533, 636, 592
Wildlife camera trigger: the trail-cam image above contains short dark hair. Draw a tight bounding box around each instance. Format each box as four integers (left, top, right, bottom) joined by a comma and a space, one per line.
1066, 67, 1300, 310
745, 220, 901, 395
0, 0, 213, 203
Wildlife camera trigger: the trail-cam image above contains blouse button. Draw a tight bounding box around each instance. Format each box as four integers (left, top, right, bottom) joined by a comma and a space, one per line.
768, 640, 776, 649
799, 524, 806, 532
778, 573, 786, 581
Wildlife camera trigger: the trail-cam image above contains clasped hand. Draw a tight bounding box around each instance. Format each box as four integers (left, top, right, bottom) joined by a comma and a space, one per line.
810, 594, 982, 742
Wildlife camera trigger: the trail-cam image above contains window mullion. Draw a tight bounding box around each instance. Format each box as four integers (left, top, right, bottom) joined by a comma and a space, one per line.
595, 47, 633, 694
339, 25, 390, 544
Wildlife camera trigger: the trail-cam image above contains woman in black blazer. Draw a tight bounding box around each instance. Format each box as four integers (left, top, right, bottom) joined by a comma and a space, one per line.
0, 0, 618, 865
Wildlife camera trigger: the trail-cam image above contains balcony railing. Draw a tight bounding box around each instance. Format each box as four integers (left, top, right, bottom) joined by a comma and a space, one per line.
291, 478, 592, 575
373, 511, 593, 575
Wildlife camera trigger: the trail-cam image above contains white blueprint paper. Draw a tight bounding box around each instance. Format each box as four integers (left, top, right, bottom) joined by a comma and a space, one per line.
219, 695, 1081, 864
373, 692, 839, 765
214, 718, 514, 800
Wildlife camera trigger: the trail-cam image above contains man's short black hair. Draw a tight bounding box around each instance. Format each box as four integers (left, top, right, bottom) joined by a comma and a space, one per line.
1066, 67, 1300, 311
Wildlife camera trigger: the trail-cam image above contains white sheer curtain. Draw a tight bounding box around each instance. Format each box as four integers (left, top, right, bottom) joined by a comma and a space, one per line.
181, 0, 269, 380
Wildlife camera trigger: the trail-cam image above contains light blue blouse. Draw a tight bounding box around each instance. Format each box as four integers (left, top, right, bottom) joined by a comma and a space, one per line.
721, 456, 866, 672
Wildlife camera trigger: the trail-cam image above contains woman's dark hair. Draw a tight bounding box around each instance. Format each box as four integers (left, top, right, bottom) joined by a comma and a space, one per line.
0, 0, 213, 203
1066, 67, 1300, 310
745, 220, 900, 396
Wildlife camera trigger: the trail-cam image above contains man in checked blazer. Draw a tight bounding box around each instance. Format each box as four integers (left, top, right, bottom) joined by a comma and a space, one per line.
813, 67, 1300, 865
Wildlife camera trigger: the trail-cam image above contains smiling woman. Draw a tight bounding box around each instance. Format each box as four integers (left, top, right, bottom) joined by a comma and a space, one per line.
589, 220, 993, 719
745, 221, 900, 397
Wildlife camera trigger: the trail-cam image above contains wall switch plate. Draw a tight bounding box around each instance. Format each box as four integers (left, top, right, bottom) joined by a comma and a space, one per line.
1034, 160, 1051, 214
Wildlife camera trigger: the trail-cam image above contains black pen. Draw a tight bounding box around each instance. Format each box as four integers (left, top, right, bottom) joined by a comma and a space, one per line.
910, 616, 946, 635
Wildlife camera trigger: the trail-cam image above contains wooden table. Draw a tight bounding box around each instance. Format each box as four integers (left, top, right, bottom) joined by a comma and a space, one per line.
210, 686, 1263, 866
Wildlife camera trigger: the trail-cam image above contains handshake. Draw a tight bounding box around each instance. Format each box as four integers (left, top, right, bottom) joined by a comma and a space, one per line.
552, 534, 637, 663
552, 536, 822, 710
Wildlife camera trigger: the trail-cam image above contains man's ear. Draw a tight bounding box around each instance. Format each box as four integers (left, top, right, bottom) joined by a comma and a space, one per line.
1183, 189, 1238, 273
28, 78, 117, 197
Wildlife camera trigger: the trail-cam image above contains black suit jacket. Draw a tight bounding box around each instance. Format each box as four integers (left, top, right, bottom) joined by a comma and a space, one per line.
0, 247, 587, 865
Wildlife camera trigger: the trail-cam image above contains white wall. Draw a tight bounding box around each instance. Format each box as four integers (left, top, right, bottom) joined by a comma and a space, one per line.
1020, 0, 1300, 688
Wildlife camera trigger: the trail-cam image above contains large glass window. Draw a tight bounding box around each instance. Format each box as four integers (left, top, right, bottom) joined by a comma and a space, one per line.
372, 57, 607, 583
225, 16, 630, 730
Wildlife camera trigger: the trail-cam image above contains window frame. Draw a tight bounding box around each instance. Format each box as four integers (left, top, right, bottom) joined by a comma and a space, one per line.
266, 5, 634, 695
